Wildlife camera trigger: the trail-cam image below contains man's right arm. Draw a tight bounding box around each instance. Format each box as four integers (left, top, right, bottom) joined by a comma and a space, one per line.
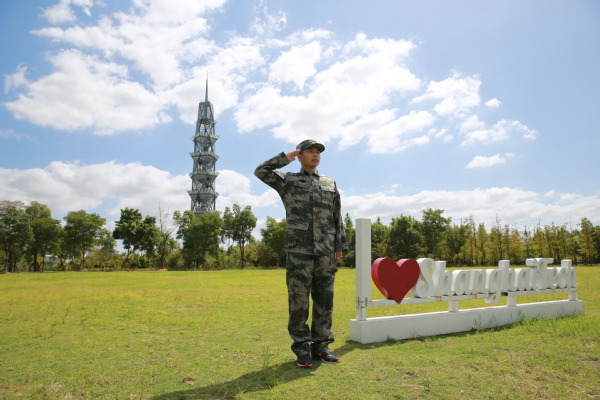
254, 152, 293, 193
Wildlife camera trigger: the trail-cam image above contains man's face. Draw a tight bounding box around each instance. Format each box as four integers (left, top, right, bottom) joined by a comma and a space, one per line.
298, 146, 321, 170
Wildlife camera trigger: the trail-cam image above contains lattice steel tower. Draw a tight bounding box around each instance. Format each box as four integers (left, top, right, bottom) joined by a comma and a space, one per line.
188, 79, 219, 216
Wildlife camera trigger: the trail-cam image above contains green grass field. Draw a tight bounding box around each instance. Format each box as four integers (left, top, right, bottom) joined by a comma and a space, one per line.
1, 266, 599, 400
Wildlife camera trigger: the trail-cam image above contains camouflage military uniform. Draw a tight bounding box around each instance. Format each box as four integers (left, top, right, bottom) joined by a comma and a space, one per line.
255, 151, 348, 356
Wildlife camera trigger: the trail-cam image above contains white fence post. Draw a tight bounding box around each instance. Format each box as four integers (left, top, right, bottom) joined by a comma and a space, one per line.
355, 219, 372, 321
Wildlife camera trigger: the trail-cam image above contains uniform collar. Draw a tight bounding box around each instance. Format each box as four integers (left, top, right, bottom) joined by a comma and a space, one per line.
300, 168, 320, 177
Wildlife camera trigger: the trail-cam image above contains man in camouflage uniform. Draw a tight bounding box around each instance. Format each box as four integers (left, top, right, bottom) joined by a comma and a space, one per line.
255, 140, 348, 368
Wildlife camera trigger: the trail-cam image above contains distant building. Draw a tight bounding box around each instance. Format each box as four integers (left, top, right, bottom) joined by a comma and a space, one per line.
188, 79, 219, 215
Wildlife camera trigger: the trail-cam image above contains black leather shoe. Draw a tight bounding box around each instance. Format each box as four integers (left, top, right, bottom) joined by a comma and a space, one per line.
296, 353, 312, 367
311, 348, 340, 364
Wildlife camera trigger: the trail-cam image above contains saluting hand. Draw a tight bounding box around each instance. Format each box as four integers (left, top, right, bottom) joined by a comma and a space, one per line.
286, 150, 301, 162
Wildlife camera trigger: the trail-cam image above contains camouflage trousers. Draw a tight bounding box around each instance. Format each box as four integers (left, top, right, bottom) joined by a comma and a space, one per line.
285, 252, 337, 356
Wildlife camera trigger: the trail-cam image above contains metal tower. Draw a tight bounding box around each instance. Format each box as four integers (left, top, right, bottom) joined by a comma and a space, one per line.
188, 79, 219, 216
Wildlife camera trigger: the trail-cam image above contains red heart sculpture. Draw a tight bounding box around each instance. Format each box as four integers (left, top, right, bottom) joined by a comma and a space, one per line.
371, 258, 420, 303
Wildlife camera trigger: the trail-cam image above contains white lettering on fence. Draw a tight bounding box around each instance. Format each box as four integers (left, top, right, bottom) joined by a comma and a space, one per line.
350, 218, 585, 344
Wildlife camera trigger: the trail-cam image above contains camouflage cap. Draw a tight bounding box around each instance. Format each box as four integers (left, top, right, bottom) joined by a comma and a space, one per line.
296, 139, 325, 152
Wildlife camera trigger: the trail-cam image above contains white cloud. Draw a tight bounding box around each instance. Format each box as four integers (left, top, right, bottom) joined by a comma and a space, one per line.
216, 169, 280, 210
166, 38, 265, 123
235, 34, 422, 152
342, 187, 600, 228
485, 98, 501, 109
2, 161, 596, 239
4, 65, 29, 93
41, 0, 95, 24
19, 0, 263, 132
0, 161, 279, 227
42, 0, 76, 24
286, 28, 331, 44
0, 129, 37, 142
0, 161, 189, 217
465, 153, 506, 169
8, 0, 538, 162
4, 50, 169, 134
432, 128, 452, 142
269, 41, 321, 90
461, 119, 539, 146
343, 33, 415, 59
459, 115, 485, 132
343, 110, 435, 153
33, 6, 218, 88
251, 6, 287, 36
412, 73, 481, 116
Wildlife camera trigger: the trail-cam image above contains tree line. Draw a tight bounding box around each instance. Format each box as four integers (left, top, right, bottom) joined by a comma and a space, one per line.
0, 200, 257, 272
336, 209, 600, 268
1, 200, 599, 272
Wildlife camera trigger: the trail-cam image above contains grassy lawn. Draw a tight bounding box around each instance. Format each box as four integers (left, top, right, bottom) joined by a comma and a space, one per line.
1, 266, 599, 400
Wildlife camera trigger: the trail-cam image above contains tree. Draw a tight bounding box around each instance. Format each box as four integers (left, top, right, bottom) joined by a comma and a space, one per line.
387, 215, 423, 260
507, 225, 526, 265
462, 215, 478, 266
113, 208, 157, 268
475, 223, 488, 265
261, 217, 287, 268
371, 217, 390, 261
25, 202, 62, 272
222, 204, 257, 269
178, 211, 223, 269
442, 223, 468, 265
0, 201, 32, 273
63, 210, 106, 270
342, 213, 356, 268
594, 225, 600, 264
420, 208, 450, 259
578, 217, 597, 264
487, 215, 504, 265
91, 228, 117, 270
156, 204, 176, 269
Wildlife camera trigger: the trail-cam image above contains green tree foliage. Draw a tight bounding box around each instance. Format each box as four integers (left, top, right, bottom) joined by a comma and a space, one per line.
175, 211, 223, 269
578, 217, 598, 264
507, 225, 526, 265
387, 215, 423, 260
156, 205, 176, 270
63, 210, 106, 270
342, 213, 356, 268
113, 208, 158, 268
462, 215, 478, 265
420, 208, 451, 258
25, 201, 62, 272
594, 226, 600, 262
442, 223, 468, 265
475, 223, 488, 265
222, 204, 257, 269
371, 217, 390, 261
90, 228, 118, 270
3, 198, 600, 271
487, 215, 505, 265
0, 201, 33, 273
260, 217, 287, 268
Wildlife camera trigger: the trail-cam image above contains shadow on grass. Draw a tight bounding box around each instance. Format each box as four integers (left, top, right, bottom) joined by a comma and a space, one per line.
149, 362, 314, 400
149, 341, 378, 400
149, 322, 542, 400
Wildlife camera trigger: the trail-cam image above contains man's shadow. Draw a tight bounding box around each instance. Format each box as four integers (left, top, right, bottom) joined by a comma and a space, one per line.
150, 328, 487, 399
149, 341, 370, 400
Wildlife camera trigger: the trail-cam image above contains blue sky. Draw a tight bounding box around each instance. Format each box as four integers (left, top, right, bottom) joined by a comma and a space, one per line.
1, 0, 599, 237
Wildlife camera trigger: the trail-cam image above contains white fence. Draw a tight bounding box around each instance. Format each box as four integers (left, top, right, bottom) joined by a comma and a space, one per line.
349, 218, 585, 343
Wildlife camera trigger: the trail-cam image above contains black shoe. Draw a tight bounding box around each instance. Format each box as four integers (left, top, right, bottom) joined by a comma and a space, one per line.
296, 353, 312, 368
312, 348, 340, 364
